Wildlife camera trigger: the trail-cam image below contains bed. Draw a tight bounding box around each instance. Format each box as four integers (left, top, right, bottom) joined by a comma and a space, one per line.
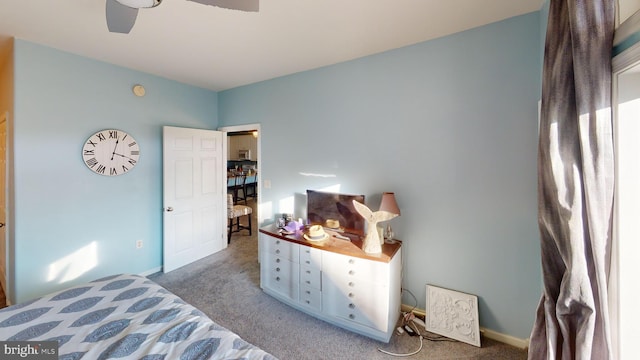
0, 274, 276, 360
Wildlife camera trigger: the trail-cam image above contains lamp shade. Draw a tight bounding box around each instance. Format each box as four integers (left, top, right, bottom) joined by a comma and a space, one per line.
379, 192, 400, 215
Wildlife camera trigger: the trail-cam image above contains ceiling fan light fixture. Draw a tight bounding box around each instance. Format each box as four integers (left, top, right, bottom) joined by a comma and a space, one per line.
115, 0, 162, 9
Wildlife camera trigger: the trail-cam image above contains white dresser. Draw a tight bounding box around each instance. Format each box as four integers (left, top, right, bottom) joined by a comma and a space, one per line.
259, 226, 402, 342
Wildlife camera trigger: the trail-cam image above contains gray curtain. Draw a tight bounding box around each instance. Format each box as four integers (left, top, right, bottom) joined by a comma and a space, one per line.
529, 0, 615, 359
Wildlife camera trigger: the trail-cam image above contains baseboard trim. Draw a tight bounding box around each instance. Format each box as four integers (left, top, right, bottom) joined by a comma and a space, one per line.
480, 327, 529, 350
401, 304, 529, 350
139, 267, 162, 277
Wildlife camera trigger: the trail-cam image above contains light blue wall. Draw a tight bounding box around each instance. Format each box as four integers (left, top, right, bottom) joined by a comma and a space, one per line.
220, 12, 542, 339
12, 40, 217, 303
541, 0, 549, 61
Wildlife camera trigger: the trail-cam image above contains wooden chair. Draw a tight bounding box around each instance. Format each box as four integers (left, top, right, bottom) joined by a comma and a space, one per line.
244, 172, 257, 201
227, 194, 252, 243
233, 172, 247, 204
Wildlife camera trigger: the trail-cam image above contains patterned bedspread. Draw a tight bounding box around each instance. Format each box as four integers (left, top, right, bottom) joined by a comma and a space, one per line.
0, 274, 276, 360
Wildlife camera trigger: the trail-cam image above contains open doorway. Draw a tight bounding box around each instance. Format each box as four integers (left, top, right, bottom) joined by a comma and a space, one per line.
218, 124, 261, 241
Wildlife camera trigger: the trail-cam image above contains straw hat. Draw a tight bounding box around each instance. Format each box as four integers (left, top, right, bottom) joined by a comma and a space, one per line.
303, 225, 329, 242
325, 219, 340, 229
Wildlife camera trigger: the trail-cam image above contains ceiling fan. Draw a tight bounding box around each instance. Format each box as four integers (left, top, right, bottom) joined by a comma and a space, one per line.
106, 0, 259, 34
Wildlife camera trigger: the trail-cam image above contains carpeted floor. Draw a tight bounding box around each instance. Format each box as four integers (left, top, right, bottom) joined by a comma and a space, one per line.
149, 201, 528, 360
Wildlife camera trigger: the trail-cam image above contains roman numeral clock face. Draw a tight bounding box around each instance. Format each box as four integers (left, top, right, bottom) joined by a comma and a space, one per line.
82, 129, 140, 176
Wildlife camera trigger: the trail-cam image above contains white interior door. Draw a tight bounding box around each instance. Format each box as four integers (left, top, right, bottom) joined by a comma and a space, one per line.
163, 126, 225, 273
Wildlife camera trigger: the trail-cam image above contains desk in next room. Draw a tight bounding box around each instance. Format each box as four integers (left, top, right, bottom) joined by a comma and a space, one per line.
258, 224, 402, 342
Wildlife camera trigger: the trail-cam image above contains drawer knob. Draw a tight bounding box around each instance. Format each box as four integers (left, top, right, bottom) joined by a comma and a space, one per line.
349, 314, 355, 319
348, 282, 355, 287
276, 267, 281, 272
306, 280, 311, 284
276, 258, 281, 263
276, 277, 280, 281
306, 270, 311, 274
349, 270, 355, 275
276, 249, 280, 254
349, 303, 355, 309
348, 292, 354, 298
276, 240, 280, 244
306, 300, 310, 304
306, 261, 311, 264
348, 259, 355, 264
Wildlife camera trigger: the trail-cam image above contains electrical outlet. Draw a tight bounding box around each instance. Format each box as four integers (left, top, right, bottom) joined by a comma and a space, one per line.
136, 240, 143, 249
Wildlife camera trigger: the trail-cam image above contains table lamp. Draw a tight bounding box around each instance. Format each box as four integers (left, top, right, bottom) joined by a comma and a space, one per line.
379, 192, 400, 244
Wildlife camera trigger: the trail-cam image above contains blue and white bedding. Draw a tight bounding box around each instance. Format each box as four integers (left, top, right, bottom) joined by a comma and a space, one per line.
0, 274, 276, 360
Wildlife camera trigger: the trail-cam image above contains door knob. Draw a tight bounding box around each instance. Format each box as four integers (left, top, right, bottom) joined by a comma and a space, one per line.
165, 207, 174, 212
0, 223, 4, 228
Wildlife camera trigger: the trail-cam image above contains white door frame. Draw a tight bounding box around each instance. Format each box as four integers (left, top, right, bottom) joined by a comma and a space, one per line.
0, 112, 7, 301
218, 123, 262, 225
612, 35, 640, 360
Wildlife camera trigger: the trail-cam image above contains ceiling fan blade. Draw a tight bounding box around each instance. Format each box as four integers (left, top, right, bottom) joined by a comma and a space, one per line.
115, 0, 161, 8
188, 0, 259, 12
106, 0, 139, 34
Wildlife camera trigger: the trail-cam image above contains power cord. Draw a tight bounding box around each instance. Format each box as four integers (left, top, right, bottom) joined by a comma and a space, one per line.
402, 288, 418, 315
377, 288, 458, 357
376, 288, 424, 356
377, 321, 424, 357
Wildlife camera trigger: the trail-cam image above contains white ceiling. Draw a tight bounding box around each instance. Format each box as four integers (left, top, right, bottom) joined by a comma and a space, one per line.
0, 0, 543, 91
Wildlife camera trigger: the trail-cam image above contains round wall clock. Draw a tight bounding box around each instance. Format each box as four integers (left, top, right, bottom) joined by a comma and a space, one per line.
82, 129, 140, 176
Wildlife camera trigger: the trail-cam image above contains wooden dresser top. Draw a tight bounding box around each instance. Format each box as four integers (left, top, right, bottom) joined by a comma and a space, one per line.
259, 224, 401, 263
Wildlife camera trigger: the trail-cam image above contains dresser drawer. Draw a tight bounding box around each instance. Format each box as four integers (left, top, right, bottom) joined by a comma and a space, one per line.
266, 255, 293, 275
299, 284, 322, 311
263, 256, 299, 300
299, 246, 322, 268
323, 252, 389, 285
322, 276, 389, 331
299, 264, 322, 290
263, 236, 298, 262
